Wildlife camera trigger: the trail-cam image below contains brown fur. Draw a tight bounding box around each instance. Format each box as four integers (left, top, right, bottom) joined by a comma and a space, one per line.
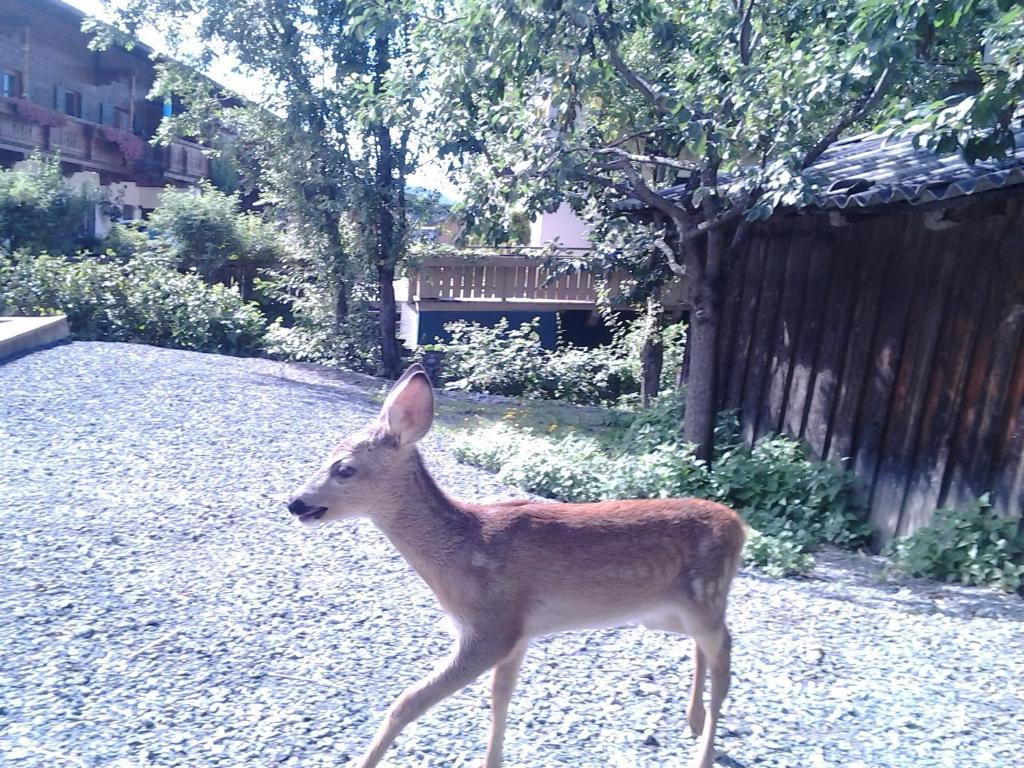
288, 365, 745, 768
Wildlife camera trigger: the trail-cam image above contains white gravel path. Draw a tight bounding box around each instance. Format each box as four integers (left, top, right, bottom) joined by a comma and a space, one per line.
1, 342, 1022, 768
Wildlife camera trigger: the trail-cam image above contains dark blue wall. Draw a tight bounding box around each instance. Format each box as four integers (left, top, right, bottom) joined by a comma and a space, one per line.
418, 311, 559, 349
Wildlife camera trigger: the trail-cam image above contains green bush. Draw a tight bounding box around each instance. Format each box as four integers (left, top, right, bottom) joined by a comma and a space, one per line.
0, 251, 266, 355
147, 182, 283, 278
442, 318, 551, 397
743, 529, 816, 577
436, 315, 680, 405
0, 155, 93, 255
712, 436, 870, 550
888, 495, 1024, 592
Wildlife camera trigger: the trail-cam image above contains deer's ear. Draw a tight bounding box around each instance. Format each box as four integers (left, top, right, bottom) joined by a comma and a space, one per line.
379, 365, 434, 445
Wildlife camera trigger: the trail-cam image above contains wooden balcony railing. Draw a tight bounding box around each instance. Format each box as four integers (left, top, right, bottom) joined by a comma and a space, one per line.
0, 98, 208, 183
398, 247, 688, 309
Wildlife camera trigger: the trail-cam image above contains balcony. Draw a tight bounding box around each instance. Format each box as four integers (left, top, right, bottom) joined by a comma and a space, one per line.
0, 97, 208, 184
396, 247, 688, 312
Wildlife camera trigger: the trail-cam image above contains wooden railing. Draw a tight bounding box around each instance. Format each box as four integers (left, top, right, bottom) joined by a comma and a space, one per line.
0, 98, 208, 183
399, 247, 688, 308
163, 138, 210, 181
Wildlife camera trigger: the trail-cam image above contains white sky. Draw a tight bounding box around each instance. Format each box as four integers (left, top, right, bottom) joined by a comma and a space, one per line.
63, 0, 462, 200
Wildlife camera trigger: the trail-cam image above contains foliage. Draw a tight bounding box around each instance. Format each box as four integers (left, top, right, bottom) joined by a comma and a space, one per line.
440, 318, 551, 397
101, 223, 152, 263
431, 0, 1024, 460
0, 155, 94, 255
99, 125, 146, 162
8, 96, 67, 128
743, 529, 816, 578
96, 0, 441, 376
147, 182, 283, 278
450, 404, 867, 577
888, 495, 1024, 592
712, 436, 870, 550
435, 315, 683, 405
0, 251, 266, 356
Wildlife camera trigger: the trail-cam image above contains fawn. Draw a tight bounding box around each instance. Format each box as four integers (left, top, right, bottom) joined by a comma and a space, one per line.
287, 364, 745, 768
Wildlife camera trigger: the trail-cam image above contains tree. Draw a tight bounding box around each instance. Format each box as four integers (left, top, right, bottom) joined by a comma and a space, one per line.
0, 154, 93, 255
93, 0, 437, 377
432, 0, 1023, 460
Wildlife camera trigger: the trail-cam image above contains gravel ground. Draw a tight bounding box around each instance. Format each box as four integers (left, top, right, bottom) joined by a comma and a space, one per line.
1, 342, 1023, 768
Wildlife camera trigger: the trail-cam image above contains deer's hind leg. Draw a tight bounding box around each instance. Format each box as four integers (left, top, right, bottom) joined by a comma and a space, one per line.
639, 610, 706, 738
690, 622, 731, 768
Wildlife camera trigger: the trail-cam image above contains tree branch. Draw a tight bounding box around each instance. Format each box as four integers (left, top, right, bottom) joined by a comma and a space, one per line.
604, 126, 670, 149
801, 62, 895, 170
739, 0, 756, 66
596, 146, 699, 172
654, 233, 687, 277
593, 10, 671, 116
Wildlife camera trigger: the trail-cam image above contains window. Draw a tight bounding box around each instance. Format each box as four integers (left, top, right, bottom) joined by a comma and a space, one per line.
2, 69, 22, 98
114, 107, 130, 131
63, 90, 82, 118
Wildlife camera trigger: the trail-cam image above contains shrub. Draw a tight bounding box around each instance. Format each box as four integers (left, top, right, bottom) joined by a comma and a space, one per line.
442, 318, 550, 397
711, 436, 870, 550
0, 251, 266, 355
888, 495, 1024, 592
436, 315, 680, 405
743, 529, 815, 577
147, 182, 283, 278
0, 155, 93, 255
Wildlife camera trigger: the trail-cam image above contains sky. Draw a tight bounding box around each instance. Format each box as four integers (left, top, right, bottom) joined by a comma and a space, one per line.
62, 0, 462, 200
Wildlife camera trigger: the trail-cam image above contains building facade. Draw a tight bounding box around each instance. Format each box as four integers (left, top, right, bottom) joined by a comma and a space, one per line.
0, 0, 209, 235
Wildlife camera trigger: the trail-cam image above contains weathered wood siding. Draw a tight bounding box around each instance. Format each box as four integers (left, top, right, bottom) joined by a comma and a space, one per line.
716, 193, 1024, 541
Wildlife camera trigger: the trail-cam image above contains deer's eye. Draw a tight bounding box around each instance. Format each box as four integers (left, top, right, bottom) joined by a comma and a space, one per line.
331, 463, 356, 480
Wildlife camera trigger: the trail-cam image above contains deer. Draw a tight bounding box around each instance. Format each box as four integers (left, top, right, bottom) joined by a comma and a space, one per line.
286, 364, 746, 768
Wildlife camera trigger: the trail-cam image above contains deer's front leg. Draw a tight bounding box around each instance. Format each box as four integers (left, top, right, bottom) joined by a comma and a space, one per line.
359, 635, 515, 768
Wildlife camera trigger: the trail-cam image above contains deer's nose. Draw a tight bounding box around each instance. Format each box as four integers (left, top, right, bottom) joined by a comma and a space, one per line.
288, 498, 310, 516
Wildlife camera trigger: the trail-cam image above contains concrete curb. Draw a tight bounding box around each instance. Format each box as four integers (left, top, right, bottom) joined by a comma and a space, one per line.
0, 316, 71, 362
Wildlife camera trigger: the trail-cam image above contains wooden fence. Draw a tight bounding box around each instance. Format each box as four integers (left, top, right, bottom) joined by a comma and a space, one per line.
715, 193, 1024, 541
403, 248, 688, 308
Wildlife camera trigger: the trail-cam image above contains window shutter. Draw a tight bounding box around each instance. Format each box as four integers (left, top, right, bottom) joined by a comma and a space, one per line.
54, 85, 65, 110
99, 102, 108, 126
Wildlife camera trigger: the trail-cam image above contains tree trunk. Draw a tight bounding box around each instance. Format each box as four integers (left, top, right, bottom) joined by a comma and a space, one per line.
681, 226, 725, 462
640, 294, 664, 407
377, 261, 401, 377
373, 30, 402, 379
682, 298, 719, 460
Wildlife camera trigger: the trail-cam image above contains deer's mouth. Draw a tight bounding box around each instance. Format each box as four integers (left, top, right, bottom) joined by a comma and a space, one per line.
298, 507, 328, 522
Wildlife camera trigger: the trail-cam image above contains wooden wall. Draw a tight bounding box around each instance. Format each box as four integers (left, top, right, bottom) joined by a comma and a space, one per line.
716, 192, 1024, 542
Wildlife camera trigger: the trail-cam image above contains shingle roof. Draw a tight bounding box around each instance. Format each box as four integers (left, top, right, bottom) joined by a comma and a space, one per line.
624, 120, 1024, 212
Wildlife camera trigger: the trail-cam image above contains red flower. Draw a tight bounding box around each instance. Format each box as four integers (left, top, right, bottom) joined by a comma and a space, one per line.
100, 125, 146, 162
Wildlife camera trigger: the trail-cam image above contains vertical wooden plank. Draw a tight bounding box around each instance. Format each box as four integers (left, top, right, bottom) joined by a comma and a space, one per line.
785, 230, 836, 440
826, 216, 896, 465
761, 227, 815, 437
941, 207, 1023, 510
898, 214, 1006, 533
851, 216, 926, 535
991, 334, 1024, 517
870, 221, 958, 542
944, 210, 1024, 511
724, 234, 768, 411
715, 235, 750, 410
741, 232, 788, 445
803, 223, 863, 459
